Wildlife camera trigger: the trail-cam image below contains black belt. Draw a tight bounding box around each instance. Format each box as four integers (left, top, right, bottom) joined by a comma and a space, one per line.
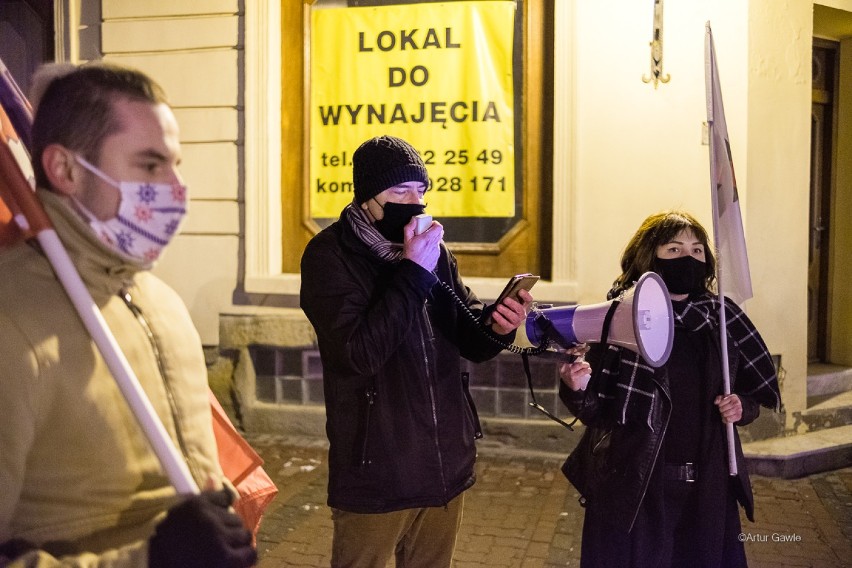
664, 462, 696, 482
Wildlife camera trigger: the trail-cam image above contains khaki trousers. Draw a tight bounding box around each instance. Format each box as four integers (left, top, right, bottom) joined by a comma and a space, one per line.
330, 493, 464, 568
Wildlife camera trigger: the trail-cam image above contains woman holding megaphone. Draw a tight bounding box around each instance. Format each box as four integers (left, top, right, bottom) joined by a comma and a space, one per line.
559, 211, 781, 568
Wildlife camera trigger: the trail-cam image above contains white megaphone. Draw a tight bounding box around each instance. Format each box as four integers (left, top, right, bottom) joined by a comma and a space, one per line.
525, 272, 674, 367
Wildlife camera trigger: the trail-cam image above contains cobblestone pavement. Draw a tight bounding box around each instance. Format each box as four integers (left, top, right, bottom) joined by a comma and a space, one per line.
247, 434, 851, 568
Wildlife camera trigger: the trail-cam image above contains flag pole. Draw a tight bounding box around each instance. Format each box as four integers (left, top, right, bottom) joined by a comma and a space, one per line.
41, 232, 202, 495
705, 22, 738, 476
707, 127, 738, 477
0, 90, 199, 496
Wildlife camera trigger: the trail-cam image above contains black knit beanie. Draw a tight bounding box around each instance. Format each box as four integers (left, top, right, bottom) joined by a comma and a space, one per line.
352, 135, 430, 204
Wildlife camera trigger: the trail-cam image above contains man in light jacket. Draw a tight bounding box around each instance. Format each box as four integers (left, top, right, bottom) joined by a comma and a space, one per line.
0, 63, 256, 568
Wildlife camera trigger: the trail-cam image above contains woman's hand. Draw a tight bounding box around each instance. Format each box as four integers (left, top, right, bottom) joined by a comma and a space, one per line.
559, 357, 592, 392
714, 394, 743, 424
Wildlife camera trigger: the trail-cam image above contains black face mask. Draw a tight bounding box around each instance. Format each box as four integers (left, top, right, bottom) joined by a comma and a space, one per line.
374, 202, 426, 242
654, 255, 707, 295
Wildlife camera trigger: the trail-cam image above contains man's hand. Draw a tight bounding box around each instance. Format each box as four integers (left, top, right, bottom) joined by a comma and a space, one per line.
714, 394, 743, 424
402, 217, 443, 271
148, 488, 257, 568
490, 289, 533, 335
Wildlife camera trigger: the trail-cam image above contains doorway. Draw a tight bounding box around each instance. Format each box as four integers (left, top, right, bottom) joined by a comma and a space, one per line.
808, 40, 836, 364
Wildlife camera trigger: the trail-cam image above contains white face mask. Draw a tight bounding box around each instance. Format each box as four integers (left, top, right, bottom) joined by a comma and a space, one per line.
74, 155, 188, 263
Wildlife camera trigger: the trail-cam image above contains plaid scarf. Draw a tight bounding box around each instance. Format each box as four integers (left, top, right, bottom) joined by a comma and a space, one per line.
343, 202, 404, 263
598, 294, 781, 430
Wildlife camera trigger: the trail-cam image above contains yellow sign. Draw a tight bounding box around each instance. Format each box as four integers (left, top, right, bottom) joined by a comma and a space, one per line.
310, 1, 515, 218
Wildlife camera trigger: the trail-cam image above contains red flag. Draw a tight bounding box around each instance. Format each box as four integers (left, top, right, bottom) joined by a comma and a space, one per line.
0, 175, 21, 247
0, 55, 38, 248
0, 103, 45, 248
209, 392, 279, 543
705, 24, 753, 304
0, 56, 33, 152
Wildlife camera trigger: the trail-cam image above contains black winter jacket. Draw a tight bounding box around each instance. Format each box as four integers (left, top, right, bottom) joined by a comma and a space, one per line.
560, 331, 762, 535
300, 217, 512, 513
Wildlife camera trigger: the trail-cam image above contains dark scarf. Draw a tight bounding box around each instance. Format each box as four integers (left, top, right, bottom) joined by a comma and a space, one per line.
609, 294, 781, 430
342, 202, 404, 263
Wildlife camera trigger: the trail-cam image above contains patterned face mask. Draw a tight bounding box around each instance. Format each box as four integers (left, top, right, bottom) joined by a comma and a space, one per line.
74, 155, 188, 263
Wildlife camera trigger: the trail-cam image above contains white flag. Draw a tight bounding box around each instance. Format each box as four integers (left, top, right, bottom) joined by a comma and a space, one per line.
705, 23, 753, 304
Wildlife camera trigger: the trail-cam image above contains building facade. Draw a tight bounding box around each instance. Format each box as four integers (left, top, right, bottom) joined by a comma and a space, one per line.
4, 0, 852, 441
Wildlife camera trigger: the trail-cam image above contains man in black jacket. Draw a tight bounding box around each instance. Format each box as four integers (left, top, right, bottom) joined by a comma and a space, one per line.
300, 135, 531, 567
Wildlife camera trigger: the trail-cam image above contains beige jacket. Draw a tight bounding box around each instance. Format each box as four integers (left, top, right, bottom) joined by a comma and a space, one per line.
0, 190, 222, 567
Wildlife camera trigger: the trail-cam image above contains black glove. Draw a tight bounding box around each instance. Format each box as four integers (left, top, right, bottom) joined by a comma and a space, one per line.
149, 489, 257, 568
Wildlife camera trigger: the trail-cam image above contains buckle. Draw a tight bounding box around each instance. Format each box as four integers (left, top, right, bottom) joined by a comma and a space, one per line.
664, 462, 696, 482
684, 462, 695, 483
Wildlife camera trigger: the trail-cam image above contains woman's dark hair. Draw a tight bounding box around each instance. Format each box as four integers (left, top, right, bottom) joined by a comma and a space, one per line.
610, 210, 716, 298
31, 63, 168, 189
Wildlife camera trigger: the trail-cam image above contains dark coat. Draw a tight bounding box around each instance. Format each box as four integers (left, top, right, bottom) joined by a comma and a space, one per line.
300, 217, 510, 514
560, 329, 764, 567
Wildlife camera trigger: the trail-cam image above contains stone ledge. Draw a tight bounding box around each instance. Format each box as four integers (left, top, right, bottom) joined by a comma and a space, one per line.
242, 402, 327, 439
807, 363, 852, 397
219, 306, 315, 350
743, 424, 852, 478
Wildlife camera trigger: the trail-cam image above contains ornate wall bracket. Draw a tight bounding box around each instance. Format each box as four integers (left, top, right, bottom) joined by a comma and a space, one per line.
642, 0, 670, 88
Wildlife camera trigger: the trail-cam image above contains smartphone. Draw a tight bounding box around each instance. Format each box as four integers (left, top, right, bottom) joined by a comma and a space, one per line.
414, 213, 432, 235
495, 273, 539, 304
485, 273, 540, 324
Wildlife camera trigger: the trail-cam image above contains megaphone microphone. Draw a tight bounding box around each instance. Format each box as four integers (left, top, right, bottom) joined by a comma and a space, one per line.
525, 272, 674, 367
